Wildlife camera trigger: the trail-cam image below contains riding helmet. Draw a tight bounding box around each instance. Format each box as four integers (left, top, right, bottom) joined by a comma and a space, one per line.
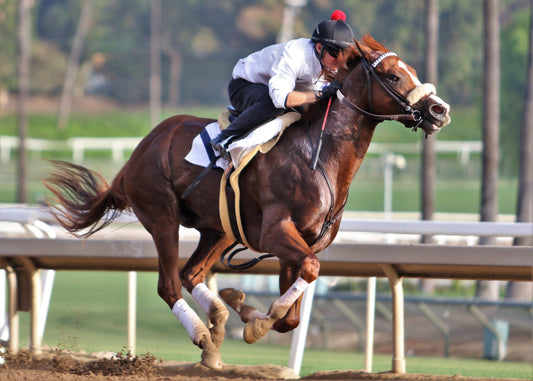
311, 17, 355, 53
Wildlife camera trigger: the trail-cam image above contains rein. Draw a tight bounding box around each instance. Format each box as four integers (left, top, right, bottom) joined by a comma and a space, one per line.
310, 97, 332, 170
336, 90, 421, 124
306, 120, 347, 246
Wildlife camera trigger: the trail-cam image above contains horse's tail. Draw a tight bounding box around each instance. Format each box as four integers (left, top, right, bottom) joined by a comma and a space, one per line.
44, 160, 130, 238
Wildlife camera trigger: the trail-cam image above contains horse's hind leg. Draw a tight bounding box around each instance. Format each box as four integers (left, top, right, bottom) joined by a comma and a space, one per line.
132, 203, 222, 369
180, 231, 233, 350
151, 226, 222, 369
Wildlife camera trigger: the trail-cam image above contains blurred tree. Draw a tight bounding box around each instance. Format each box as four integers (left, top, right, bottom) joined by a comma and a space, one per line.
501, 6, 530, 173
419, 0, 439, 294
0, 0, 527, 137
37, 0, 83, 50
477, 0, 500, 301
506, 0, 533, 300
17, 0, 33, 203
159, 0, 285, 107
0, 0, 17, 109
85, 0, 151, 104
57, 0, 96, 130
150, 0, 162, 127
438, 0, 483, 105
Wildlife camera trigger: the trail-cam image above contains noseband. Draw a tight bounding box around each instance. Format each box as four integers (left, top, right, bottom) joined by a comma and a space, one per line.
337, 51, 433, 131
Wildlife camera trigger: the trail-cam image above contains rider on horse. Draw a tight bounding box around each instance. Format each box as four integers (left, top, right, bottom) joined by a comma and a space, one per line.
210, 10, 356, 156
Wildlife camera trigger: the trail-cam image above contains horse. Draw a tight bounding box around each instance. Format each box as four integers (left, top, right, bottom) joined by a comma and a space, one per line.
45, 35, 450, 369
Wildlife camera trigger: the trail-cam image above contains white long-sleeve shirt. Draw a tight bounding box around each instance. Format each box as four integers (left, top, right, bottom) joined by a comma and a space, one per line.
232, 38, 327, 109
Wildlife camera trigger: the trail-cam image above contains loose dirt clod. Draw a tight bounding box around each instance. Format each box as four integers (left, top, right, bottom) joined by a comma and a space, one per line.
2, 348, 160, 378
54, 349, 160, 377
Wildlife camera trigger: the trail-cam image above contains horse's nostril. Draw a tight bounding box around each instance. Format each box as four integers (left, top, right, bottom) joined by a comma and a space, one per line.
429, 104, 446, 118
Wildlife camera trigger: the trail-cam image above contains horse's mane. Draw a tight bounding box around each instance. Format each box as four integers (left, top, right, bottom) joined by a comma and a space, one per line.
361, 34, 389, 53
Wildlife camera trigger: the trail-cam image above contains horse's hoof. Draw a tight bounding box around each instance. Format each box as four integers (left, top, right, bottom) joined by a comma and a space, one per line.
219, 288, 245, 307
243, 316, 274, 344
209, 326, 225, 350
201, 348, 223, 370
208, 298, 229, 348
210, 307, 230, 327
198, 334, 223, 370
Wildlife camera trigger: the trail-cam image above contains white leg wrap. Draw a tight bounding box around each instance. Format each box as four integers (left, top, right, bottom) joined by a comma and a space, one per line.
172, 299, 206, 342
273, 276, 309, 310
191, 283, 216, 315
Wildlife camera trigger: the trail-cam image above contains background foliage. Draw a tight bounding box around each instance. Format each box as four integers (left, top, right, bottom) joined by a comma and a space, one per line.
0, 0, 530, 173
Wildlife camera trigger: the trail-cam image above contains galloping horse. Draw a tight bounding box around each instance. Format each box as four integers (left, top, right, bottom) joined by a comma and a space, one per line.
45, 35, 450, 369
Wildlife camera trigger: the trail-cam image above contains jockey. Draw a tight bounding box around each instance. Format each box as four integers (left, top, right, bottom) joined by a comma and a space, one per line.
211, 10, 355, 154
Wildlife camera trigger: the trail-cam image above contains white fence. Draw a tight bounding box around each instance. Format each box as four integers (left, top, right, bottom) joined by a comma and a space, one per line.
0, 136, 143, 164
0, 135, 482, 165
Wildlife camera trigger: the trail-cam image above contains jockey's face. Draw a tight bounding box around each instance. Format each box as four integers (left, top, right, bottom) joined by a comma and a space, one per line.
316, 43, 339, 71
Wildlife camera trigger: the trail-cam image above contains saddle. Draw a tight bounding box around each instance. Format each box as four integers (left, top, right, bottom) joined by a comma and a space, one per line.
218, 111, 301, 250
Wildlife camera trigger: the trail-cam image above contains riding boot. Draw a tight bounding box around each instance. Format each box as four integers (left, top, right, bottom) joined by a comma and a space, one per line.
212, 103, 283, 150
210, 123, 247, 156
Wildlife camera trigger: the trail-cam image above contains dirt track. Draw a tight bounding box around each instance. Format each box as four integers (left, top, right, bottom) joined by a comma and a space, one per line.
0, 349, 527, 381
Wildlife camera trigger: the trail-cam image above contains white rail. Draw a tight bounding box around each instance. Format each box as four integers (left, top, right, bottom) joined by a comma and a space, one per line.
339, 219, 533, 237
0, 136, 482, 165
3, 205, 530, 238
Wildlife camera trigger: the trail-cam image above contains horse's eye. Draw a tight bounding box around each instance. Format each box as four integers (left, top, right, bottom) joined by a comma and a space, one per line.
387, 74, 400, 82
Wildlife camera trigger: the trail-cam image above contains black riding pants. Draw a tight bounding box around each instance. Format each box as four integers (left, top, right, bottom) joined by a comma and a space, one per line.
218, 78, 285, 141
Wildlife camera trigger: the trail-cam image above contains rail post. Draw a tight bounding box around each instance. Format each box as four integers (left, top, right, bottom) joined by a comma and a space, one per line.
380, 264, 405, 373
6, 267, 19, 354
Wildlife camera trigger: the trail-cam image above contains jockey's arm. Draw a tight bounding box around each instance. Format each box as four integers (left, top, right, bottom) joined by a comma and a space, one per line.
284, 90, 318, 108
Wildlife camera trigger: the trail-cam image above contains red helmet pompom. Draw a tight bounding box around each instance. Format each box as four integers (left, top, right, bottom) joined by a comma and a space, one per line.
330, 10, 346, 21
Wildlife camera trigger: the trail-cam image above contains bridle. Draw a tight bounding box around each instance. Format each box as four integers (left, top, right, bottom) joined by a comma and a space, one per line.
336, 49, 431, 131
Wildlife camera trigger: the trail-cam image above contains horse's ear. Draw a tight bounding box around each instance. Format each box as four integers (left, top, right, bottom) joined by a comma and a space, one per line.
353, 38, 366, 59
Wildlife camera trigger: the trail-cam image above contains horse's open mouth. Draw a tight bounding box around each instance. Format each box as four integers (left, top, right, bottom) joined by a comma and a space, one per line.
422, 121, 445, 134
422, 95, 451, 134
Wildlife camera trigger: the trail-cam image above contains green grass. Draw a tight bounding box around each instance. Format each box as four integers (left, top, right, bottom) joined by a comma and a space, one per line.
11, 271, 532, 379
1, 104, 519, 214
346, 177, 518, 214
0, 106, 221, 139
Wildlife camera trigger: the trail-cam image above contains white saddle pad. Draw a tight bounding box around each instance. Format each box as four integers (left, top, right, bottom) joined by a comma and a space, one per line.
184, 116, 288, 170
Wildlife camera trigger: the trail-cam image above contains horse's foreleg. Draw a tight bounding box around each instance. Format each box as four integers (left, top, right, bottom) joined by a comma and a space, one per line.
242, 276, 312, 343
272, 263, 301, 333
241, 219, 320, 343
219, 264, 302, 333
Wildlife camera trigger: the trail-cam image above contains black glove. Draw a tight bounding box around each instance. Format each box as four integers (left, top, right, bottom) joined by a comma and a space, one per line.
317, 79, 342, 101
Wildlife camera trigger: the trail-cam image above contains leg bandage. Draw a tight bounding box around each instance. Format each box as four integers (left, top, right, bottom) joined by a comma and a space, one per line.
172, 298, 206, 342
191, 283, 216, 315
273, 277, 309, 310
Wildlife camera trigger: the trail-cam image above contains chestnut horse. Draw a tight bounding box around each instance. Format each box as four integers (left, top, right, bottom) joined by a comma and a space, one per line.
45, 35, 450, 369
